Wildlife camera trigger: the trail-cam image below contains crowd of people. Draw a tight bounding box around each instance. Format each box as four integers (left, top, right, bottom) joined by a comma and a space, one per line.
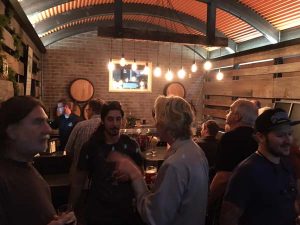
0, 95, 299, 225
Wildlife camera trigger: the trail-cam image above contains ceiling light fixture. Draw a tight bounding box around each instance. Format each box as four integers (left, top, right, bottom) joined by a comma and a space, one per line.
107, 39, 115, 71
216, 48, 224, 80
119, 39, 126, 67
165, 42, 173, 81
191, 44, 197, 73
203, 50, 212, 71
154, 41, 162, 77
132, 39, 137, 71
178, 45, 186, 79
143, 41, 150, 74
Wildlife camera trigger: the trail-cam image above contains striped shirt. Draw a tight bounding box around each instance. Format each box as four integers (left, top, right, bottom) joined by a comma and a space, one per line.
66, 115, 101, 168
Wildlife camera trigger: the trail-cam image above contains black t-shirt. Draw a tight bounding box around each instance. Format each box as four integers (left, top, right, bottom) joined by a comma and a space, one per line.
51, 114, 81, 151
198, 136, 218, 168
215, 126, 258, 172
224, 154, 297, 225
78, 134, 144, 225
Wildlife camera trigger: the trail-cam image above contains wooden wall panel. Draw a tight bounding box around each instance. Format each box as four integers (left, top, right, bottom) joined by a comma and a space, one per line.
0, 80, 13, 101
274, 77, 300, 99
202, 42, 300, 128
282, 72, 300, 77
232, 62, 300, 76
203, 96, 233, 107
203, 108, 227, 119
203, 81, 232, 96
283, 56, 300, 64
4, 52, 24, 76
251, 79, 275, 98
234, 44, 300, 65
212, 44, 300, 69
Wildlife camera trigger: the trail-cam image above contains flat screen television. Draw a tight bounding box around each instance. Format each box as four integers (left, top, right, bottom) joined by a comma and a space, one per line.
273, 101, 292, 115
289, 103, 300, 145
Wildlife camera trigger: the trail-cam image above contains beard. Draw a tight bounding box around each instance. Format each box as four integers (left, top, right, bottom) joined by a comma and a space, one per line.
105, 127, 120, 137
266, 137, 291, 157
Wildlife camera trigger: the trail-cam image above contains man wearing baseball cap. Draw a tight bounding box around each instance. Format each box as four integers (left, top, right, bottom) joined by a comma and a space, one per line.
220, 108, 300, 225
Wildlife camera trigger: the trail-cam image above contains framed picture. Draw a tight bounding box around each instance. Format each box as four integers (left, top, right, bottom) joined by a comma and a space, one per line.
109, 59, 152, 93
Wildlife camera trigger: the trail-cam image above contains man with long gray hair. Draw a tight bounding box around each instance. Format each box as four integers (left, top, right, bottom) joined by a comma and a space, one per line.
0, 96, 76, 225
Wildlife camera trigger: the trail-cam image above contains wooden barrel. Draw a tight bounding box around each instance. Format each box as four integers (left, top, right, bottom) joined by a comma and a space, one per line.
69, 79, 94, 102
163, 82, 186, 98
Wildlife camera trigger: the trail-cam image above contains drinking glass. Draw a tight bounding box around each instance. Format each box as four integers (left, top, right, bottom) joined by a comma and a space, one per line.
145, 166, 157, 188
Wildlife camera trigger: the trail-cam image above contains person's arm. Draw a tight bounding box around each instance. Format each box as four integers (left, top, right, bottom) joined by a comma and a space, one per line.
68, 169, 88, 209
133, 163, 185, 225
65, 125, 80, 158
111, 152, 185, 225
209, 171, 232, 207
68, 144, 90, 210
220, 201, 243, 225
220, 163, 254, 225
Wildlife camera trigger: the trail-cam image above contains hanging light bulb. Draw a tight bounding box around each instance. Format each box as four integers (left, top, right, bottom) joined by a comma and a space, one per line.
165, 69, 173, 81
131, 39, 137, 71
143, 63, 150, 75
107, 59, 115, 71
120, 39, 126, 67
203, 60, 212, 71
191, 44, 198, 73
108, 39, 114, 71
120, 54, 126, 67
191, 61, 197, 73
177, 67, 186, 79
154, 66, 162, 77
132, 59, 137, 71
216, 69, 224, 81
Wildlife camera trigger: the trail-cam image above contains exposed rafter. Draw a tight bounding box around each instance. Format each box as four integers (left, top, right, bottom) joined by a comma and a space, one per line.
41, 20, 178, 46
114, 0, 123, 36
206, 0, 216, 46
97, 27, 228, 46
198, 0, 279, 44
33, 3, 225, 38
40, 19, 211, 61
20, 0, 71, 15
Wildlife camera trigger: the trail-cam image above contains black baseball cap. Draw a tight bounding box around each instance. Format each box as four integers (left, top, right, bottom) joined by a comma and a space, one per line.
255, 108, 300, 133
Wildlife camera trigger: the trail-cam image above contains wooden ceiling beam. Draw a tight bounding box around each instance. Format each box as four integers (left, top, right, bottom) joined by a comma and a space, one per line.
114, 0, 123, 36
97, 27, 228, 47
198, 0, 279, 44
206, 0, 216, 46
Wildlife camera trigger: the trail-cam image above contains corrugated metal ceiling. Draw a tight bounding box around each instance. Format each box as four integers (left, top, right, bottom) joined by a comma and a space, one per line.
18, 0, 300, 52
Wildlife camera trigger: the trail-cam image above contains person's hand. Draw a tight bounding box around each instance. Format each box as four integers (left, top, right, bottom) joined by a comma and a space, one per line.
47, 211, 77, 225
107, 151, 143, 181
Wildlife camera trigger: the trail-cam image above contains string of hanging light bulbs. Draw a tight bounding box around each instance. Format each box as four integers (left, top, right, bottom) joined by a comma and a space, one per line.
107, 39, 219, 81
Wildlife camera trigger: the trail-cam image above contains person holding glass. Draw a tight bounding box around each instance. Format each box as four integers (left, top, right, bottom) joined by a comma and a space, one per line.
69, 101, 144, 225
0, 96, 76, 225
110, 95, 209, 225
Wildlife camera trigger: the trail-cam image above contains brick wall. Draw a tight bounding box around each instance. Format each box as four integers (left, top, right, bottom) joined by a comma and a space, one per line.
42, 31, 204, 124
